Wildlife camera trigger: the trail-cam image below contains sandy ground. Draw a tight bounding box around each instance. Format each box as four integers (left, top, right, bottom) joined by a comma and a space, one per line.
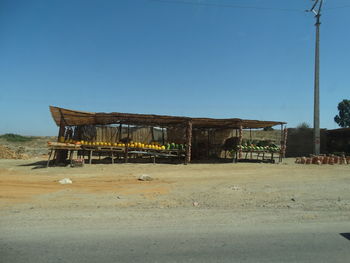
1, 158, 350, 262
1, 158, 350, 220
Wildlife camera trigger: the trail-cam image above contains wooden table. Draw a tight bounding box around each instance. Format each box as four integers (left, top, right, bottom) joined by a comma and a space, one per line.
235, 150, 282, 163
81, 146, 125, 164
47, 143, 82, 167
47, 143, 185, 166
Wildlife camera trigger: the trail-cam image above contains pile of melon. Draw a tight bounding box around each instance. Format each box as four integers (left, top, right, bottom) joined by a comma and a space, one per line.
57, 136, 187, 151
76, 140, 166, 150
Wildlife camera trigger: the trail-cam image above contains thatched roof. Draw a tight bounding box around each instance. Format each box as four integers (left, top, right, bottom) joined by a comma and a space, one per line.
50, 106, 286, 129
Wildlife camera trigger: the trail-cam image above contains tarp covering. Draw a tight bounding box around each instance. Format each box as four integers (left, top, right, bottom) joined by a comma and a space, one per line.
50, 106, 286, 129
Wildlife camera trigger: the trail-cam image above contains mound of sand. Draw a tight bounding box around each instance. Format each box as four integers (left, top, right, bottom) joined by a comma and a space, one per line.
0, 145, 29, 159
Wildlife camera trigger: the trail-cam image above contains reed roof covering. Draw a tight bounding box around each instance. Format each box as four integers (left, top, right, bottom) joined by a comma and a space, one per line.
50, 106, 285, 129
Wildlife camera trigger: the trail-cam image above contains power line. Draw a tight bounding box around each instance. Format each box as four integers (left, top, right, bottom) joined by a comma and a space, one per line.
151, 0, 350, 12
326, 4, 350, 10
150, 0, 305, 12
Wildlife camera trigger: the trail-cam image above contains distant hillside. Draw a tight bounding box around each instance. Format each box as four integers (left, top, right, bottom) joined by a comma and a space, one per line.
0, 133, 35, 142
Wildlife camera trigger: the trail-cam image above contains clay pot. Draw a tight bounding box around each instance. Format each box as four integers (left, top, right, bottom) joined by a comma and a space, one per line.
328, 157, 334, 165
301, 157, 307, 164
340, 158, 347, 165
322, 156, 329, 164
334, 156, 339, 164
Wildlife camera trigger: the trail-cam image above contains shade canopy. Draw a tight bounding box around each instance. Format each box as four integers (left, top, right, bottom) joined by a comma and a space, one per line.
50, 106, 286, 129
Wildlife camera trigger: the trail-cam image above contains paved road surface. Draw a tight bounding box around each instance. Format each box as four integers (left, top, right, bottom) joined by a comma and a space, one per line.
1, 218, 349, 263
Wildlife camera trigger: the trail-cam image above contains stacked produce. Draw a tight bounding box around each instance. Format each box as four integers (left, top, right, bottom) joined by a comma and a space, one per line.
78, 140, 166, 150
236, 143, 280, 153
55, 138, 189, 151
164, 143, 186, 151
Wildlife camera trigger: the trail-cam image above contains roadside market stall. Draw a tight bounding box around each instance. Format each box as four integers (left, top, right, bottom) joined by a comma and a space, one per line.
48, 106, 287, 166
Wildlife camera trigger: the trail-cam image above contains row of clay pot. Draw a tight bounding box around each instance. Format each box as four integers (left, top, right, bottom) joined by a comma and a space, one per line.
295, 156, 350, 165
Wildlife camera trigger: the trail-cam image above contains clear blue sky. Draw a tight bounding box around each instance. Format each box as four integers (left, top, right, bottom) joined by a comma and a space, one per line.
0, 0, 349, 135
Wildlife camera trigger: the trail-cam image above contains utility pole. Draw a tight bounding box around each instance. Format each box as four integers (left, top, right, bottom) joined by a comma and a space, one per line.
308, 0, 323, 155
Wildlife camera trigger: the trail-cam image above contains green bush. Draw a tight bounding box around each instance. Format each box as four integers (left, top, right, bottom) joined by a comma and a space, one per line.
0, 133, 34, 142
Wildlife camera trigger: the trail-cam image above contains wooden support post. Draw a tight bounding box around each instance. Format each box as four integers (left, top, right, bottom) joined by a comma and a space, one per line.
56, 116, 67, 164
89, 150, 92, 164
151, 126, 155, 142
53, 150, 57, 161
185, 121, 192, 165
232, 128, 238, 162
47, 149, 53, 167
238, 125, 243, 159
69, 150, 74, 166
280, 124, 284, 143
207, 129, 210, 159
119, 123, 122, 141
127, 124, 130, 141
279, 124, 283, 162
125, 125, 130, 163
162, 128, 165, 145
111, 151, 114, 164
58, 116, 65, 141
281, 127, 288, 161
284, 128, 288, 157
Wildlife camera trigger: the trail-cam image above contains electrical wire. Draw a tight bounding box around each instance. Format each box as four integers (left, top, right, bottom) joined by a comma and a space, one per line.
149, 0, 305, 12
150, 0, 350, 12
326, 4, 350, 10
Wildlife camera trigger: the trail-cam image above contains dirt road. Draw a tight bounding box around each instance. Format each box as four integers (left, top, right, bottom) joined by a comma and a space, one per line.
1, 158, 350, 214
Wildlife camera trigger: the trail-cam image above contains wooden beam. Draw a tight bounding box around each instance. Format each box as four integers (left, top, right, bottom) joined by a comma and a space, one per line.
282, 127, 288, 159
185, 121, 192, 164
47, 149, 53, 167
238, 125, 243, 159
279, 124, 284, 162
125, 125, 130, 163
